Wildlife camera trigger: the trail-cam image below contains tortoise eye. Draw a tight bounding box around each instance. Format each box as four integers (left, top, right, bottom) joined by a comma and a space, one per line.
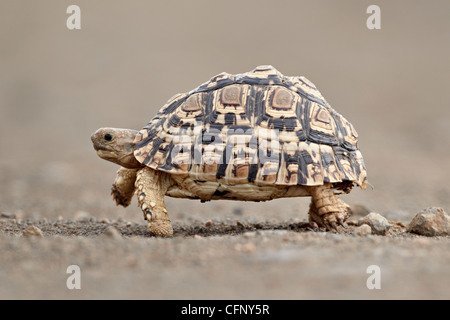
104, 133, 113, 141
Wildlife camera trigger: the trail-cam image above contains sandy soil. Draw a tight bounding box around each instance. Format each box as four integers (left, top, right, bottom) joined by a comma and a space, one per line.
0, 1, 449, 300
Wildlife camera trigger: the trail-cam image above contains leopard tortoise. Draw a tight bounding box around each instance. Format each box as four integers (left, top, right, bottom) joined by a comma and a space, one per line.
91, 65, 367, 236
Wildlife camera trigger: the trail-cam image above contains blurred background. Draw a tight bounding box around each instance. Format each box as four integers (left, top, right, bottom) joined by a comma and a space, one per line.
0, 0, 449, 223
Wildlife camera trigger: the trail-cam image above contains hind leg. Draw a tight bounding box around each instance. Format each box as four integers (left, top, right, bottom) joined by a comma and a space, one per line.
135, 167, 173, 237
307, 183, 352, 230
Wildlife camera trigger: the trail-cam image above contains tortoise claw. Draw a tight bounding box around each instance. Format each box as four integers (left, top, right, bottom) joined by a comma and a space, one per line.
329, 221, 338, 231
337, 218, 347, 228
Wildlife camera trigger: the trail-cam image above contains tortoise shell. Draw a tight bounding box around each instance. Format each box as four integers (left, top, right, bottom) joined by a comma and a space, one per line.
133, 65, 367, 190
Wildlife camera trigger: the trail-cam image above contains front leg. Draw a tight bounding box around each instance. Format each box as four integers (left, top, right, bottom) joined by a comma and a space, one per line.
111, 167, 137, 207
135, 167, 173, 237
306, 183, 352, 230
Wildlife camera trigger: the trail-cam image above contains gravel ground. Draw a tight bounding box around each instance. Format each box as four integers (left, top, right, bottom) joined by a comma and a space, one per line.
1, 215, 449, 299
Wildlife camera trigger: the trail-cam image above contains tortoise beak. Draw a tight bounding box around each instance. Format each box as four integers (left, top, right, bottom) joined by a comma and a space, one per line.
91, 131, 102, 151
91, 128, 110, 151
90, 132, 96, 146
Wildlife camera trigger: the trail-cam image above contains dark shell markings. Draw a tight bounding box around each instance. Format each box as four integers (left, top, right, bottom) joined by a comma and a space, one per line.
133, 65, 367, 192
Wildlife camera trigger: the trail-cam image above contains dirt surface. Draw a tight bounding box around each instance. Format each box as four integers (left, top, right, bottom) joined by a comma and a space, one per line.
1, 216, 449, 300
1, 1, 449, 300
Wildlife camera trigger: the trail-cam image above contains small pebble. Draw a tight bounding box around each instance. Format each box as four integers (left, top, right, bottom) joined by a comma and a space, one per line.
100, 218, 111, 224
358, 212, 391, 235
408, 207, 450, 237
102, 226, 122, 239
22, 226, 43, 237
1, 212, 16, 219
354, 224, 372, 236
205, 220, 213, 227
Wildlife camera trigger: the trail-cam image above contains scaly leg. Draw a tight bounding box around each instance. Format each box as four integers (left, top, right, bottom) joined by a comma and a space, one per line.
135, 167, 173, 237
307, 183, 352, 230
111, 167, 137, 207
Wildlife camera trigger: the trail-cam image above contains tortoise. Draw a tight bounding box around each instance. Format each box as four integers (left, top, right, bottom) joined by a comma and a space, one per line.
91, 65, 367, 236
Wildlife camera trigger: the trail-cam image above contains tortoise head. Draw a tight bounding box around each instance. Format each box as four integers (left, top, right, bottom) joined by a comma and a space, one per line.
91, 128, 144, 169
